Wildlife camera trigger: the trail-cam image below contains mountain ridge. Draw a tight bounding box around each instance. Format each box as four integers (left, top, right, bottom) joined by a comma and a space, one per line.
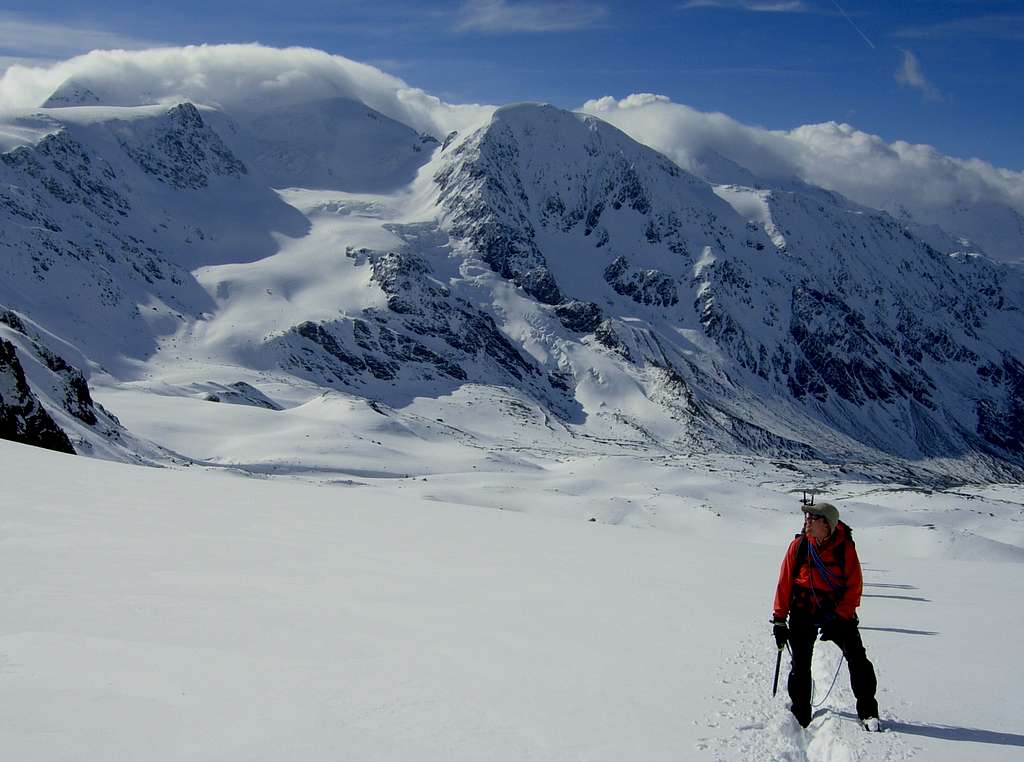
1, 93, 1021, 483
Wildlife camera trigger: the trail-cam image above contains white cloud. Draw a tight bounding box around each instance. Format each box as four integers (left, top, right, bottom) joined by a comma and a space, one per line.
581, 93, 1024, 229
455, 0, 608, 33
0, 44, 495, 138
0, 14, 162, 60
895, 50, 942, 101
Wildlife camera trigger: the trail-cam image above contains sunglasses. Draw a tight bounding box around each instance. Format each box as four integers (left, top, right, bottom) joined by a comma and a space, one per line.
805, 513, 827, 522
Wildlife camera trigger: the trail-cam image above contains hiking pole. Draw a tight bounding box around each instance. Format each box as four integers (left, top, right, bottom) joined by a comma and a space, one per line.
772, 646, 783, 696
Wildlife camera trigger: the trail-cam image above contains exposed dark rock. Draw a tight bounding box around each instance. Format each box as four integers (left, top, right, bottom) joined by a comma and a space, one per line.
294, 321, 367, 373
2, 130, 131, 222
554, 300, 603, 333
788, 286, 933, 407
441, 131, 459, 151
34, 344, 98, 425
0, 310, 27, 334
603, 256, 678, 307
976, 354, 1024, 453
594, 320, 633, 361
367, 248, 535, 381
119, 103, 248, 189
0, 338, 75, 454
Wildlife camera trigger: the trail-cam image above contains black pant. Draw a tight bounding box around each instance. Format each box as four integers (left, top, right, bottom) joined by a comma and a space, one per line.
788, 619, 879, 723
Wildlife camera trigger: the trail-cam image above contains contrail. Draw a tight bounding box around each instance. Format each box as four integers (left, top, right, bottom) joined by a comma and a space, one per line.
831, 0, 875, 49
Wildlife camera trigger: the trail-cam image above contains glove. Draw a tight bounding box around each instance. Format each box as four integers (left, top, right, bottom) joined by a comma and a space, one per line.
772, 618, 789, 649
819, 617, 848, 643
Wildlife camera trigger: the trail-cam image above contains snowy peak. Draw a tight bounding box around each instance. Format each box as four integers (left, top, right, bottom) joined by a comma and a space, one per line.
40, 78, 103, 108
436, 102, 745, 307
114, 102, 248, 190
427, 103, 1024, 473
227, 97, 438, 191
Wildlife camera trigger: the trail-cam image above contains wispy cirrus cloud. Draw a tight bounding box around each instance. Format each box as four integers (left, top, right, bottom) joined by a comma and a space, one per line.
0, 14, 163, 61
895, 50, 942, 101
894, 13, 1024, 41
455, 0, 608, 33
677, 1, 815, 12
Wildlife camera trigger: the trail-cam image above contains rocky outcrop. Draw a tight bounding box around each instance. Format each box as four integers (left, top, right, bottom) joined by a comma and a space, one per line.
118, 103, 247, 189
0, 338, 75, 454
554, 300, 603, 333
270, 237, 568, 408
603, 256, 678, 307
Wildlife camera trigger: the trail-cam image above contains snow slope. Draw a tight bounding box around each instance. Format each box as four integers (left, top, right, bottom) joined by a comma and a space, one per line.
2, 438, 1022, 761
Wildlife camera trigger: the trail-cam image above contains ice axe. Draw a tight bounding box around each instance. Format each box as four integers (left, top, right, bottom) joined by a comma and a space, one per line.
772, 646, 783, 696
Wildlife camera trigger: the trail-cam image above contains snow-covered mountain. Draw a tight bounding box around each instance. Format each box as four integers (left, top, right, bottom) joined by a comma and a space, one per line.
1, 84, 1022, 483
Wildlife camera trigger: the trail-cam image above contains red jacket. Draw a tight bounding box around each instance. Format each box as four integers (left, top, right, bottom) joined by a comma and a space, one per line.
773, 522, 863, 621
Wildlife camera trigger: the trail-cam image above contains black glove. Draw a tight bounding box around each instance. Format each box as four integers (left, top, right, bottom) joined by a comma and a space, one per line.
819, 617, 848, 643
772, 618, 789, 649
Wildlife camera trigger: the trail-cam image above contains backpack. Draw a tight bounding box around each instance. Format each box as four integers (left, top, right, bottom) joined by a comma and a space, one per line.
792, 520, 855, 584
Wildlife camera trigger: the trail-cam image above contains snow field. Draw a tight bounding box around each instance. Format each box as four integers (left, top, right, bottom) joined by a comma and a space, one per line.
2, 439, 1023, 760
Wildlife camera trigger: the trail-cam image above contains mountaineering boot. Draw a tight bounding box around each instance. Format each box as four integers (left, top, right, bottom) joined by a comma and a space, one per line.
862, 717, 881, 732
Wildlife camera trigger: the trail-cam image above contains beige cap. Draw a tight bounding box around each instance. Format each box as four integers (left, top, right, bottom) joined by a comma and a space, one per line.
801, 501, 839, 533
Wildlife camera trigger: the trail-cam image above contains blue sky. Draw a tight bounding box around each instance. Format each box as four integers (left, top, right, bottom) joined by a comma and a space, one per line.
1, 1, 1021, 169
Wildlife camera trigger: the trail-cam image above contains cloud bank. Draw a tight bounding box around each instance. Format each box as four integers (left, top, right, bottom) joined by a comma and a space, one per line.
0, 44, 495, 139
582, 94, 1024, 259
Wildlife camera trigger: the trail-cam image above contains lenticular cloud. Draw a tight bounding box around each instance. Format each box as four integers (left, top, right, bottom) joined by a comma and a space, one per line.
0, 44, 494, 138
581, 94, 1024, 261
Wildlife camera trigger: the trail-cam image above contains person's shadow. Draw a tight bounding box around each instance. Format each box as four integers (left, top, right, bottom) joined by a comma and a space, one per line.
836, 712, 1024, 747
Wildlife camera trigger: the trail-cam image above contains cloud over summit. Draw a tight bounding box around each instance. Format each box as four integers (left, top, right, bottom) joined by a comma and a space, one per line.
582, 93, 1024, 250
0, 44, 494, 138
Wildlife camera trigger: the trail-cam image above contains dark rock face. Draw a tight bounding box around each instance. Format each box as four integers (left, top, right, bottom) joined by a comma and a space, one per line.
367, 247, 535, 381
787, 286, 932, 407
0, 310, 27, 334
603, 256, 678, 307
0, 307, 129, 454
0, 339, 75, 454
554, 300, 603, 333
593, 320, 632, 361
975, 354, 1024, 454
32, 344, 98, 425
118, 103, 248, 189
2, 130, 131, 224
273, 237, 562, 405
